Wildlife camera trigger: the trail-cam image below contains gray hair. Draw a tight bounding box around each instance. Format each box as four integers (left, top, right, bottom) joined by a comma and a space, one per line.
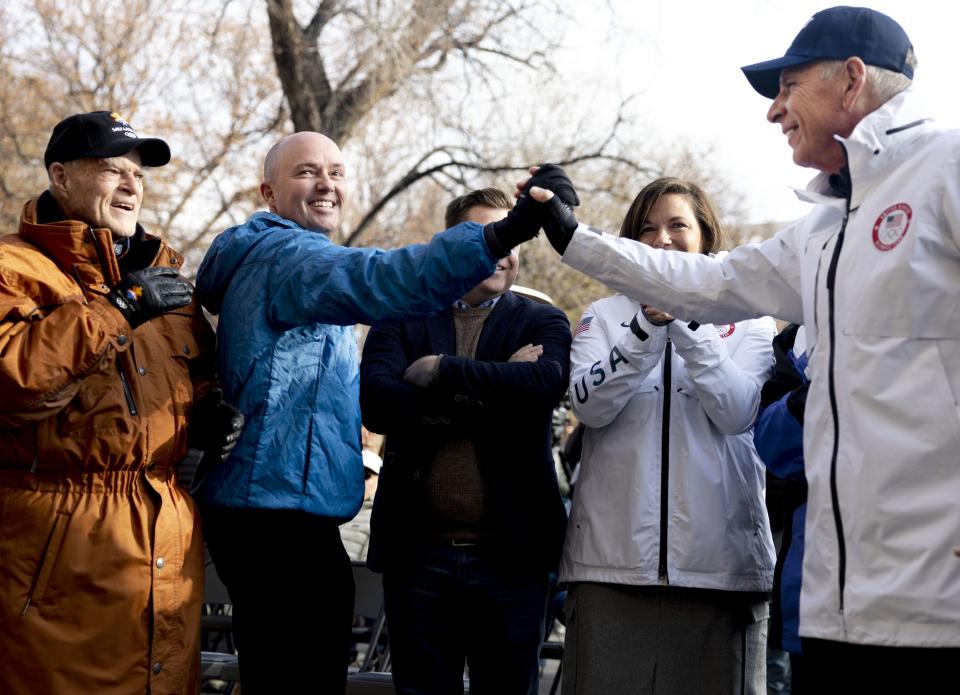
819, 47, 917, 103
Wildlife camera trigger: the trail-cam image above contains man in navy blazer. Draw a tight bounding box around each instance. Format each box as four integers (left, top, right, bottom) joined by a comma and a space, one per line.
360, 187, 571, 695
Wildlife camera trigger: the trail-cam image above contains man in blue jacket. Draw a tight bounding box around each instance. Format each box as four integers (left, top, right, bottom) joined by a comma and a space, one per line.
195, 133, 561, 694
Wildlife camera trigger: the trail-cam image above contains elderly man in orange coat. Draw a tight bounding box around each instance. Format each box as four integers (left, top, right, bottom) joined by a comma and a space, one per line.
0, 112, 241, 694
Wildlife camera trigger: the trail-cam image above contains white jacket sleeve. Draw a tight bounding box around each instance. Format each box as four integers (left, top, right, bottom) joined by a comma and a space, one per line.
562, 224, 805, 325
569, 302, 666, 428
669, 318, 776, 434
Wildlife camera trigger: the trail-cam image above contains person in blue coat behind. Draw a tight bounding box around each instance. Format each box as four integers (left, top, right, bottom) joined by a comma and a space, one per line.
754, 323, 809, 692
194, 132, 563, 694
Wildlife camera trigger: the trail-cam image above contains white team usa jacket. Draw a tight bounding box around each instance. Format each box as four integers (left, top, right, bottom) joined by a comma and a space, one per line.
562, 91, 960, 648
560, 294, 776, 592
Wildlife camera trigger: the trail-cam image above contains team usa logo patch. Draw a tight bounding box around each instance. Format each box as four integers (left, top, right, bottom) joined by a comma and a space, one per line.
872, 203, 912, 251
717, 324, 735, 339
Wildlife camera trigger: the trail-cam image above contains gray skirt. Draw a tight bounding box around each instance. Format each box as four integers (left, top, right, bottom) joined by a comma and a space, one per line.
562, 582, 769, 695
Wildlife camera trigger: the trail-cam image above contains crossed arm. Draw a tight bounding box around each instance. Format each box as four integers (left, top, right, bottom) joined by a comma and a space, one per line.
360, 309, 571, 435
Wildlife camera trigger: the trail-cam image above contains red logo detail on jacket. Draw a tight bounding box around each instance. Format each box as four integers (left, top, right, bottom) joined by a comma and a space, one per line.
872, 203, 912, 251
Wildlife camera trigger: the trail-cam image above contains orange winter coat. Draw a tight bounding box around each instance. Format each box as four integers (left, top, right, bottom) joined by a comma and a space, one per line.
0, 195, 215, 694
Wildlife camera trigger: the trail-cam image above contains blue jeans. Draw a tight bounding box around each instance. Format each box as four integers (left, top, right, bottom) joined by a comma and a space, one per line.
383, 542, 549, 695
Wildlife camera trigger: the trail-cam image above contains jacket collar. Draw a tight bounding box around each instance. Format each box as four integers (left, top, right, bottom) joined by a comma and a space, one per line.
17, 192, 174, 287
794, 90, 934, 209
251, 210, 335, 240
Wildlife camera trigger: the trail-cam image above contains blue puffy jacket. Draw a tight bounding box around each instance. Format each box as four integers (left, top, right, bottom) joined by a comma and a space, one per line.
195, 212, 497, 520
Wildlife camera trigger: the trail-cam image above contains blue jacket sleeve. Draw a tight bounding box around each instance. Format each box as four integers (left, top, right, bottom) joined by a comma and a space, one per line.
267, 222, 497, 329
754, 392, 805, 479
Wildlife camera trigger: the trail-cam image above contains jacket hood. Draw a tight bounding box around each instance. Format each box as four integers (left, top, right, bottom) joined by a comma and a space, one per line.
197, 211, 302, 315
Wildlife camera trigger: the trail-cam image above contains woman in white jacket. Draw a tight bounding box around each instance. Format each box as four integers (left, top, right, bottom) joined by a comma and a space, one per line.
560, 177, 776, 694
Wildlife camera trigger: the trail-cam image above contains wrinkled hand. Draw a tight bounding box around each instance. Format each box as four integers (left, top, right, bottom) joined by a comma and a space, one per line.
512, 164, 581, 254
188, 389, 244, 462
106, 266, 193, 328
642, 305, 674, 326
509, 344, 543, 363
403, 355, 441, 388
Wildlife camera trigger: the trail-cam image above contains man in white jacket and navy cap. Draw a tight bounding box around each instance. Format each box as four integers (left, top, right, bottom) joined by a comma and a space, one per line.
517, 6, 960, 692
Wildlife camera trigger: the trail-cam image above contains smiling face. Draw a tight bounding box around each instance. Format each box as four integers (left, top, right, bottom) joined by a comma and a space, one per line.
766, 62, 852, 174
459, 204, 519, 306
260, 132, 347, 234
51, 152, 144, 238
635, 193, 703, 254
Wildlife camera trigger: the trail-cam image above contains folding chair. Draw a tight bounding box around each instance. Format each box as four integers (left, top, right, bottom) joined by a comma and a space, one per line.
199, 547, 240, 691
539, 640, 564, 695
350, 561, 390, 673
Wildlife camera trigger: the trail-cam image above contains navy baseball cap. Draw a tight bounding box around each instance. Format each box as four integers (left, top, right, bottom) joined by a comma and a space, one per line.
44, 111, 171, 168
741, 6, 914, 99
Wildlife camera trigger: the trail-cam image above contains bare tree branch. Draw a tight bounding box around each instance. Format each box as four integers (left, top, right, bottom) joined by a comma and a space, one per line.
343, 94, 649, 246
305, 0, 340, 41
265, 0, 333, 135
345, 146, 653, 248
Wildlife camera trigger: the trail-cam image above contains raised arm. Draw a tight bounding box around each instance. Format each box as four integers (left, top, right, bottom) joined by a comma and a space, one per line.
266, 222, 499, 330
563, 227, 804, 325
512, 166, 805, 325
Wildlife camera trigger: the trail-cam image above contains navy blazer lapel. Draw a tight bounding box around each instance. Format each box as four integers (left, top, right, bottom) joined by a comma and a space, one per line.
426, 309, 456, 356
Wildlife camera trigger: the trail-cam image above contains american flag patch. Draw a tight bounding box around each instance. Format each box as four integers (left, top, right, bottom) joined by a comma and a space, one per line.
574, 316, 593, 335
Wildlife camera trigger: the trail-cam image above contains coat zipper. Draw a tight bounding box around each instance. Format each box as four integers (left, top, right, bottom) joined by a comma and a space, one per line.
69, 265, 91, 302
117, 356, 139, 417
824, 166, 852, 615
658, 340, 672, 583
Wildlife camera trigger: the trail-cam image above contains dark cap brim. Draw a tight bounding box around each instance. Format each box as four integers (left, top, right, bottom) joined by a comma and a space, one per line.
741, 54, 817, 99
86, 137, 171, 167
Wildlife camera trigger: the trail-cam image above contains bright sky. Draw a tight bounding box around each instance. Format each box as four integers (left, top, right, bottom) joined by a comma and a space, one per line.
567, 0, 959, 224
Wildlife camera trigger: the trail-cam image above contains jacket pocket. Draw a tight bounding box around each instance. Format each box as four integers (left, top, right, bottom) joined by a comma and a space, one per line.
937, 339, 960, 408
165, 316, 203, 370
164, 316, 204, 407
934, 339, 960, 451
21, 505, 73, 615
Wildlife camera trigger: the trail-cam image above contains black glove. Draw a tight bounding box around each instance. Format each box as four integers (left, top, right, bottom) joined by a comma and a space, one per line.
106, 266, 193, 328
188, 389, 244, 462
521, 164, 580, 254
485, 164, 582, 255
484, 189, 545, 254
